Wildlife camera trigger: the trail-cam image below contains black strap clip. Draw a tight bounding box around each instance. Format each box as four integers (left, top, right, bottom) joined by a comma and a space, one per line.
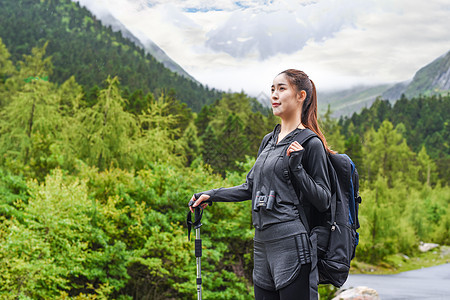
186, 199, 212, 241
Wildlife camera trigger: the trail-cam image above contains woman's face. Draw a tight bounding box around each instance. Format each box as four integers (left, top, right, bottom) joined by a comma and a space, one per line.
271, 74, 302, 119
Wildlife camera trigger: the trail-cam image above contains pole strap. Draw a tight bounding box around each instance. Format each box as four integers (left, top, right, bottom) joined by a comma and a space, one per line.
186, 199, 212, 241
187, 207, 202, 241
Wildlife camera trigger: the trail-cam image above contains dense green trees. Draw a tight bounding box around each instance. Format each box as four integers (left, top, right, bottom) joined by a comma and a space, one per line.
339, 95, 450, 182
355, 120, 447, 262
0, 39, 448, 299
0, 41, 265, 299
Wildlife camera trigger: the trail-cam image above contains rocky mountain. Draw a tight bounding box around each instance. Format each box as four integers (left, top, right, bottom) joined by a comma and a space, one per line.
256, 91, 271, 107
319, 50, 450, 118
383, 51, 450, 100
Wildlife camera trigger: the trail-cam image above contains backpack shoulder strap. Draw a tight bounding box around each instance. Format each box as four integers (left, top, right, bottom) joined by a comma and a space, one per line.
283, 129, 317, 186
291, 129, 318, 150
281, 129, 318, 233
281, 129, 318, 202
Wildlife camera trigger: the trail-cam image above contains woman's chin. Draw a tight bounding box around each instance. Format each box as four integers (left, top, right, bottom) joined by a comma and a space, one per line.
272, 108, 282, 116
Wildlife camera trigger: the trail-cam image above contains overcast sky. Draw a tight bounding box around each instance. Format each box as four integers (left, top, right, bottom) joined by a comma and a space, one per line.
74, 0, 450, 96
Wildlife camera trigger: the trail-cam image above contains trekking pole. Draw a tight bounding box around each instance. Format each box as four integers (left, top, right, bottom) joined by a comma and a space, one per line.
194, 208, 202, 300
187, 198, 212, 300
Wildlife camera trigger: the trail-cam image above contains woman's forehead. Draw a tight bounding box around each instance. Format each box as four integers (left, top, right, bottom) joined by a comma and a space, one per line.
272, 73, 289, 86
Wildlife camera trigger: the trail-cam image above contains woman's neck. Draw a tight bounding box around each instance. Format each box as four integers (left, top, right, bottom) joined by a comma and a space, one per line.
276, 117, 305, 144
280, 118, 305, 134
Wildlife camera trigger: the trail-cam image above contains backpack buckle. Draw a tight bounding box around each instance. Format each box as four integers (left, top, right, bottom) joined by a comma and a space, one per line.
356, 196, 362, 203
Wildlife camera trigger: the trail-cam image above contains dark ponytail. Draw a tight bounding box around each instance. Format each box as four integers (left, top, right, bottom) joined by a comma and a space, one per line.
279, 69, 334, 154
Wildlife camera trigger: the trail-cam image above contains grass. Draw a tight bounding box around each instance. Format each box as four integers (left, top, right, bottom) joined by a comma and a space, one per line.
350, 245, 450, 275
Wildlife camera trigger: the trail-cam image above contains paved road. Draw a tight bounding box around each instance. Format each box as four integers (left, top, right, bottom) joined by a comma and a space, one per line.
342, 263, 450, 300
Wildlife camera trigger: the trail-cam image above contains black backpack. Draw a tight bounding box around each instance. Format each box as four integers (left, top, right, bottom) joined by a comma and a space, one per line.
261, 128, 362, 288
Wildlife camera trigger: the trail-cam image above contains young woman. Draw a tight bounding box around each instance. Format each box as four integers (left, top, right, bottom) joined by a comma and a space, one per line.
189, 69, 332, 300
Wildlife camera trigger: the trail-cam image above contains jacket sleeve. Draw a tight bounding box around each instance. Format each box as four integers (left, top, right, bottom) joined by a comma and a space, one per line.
194, 166, 254, 202
194, 133, 272, 202
194, 132, 272, 202
288, 137, 331, 212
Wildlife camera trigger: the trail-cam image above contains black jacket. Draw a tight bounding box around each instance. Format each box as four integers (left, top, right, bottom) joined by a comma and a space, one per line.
195, 124, 331, 231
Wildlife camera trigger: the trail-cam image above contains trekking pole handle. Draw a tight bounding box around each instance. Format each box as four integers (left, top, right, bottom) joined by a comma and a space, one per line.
188, 197, 213, 208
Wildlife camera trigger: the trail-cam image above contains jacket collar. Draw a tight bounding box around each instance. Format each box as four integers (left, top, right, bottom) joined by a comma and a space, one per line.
271, 123, 305, 146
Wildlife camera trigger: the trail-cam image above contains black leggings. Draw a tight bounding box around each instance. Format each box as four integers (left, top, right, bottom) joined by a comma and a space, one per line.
254, 263, 311, 300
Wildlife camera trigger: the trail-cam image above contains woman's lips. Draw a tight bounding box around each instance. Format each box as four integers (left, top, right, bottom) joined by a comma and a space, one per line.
272, 103, 280, 107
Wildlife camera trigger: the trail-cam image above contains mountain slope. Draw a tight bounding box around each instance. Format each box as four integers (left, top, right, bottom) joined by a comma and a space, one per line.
84, 6, 196, 82
0, 0, 221, 111
318, 84, 392, 117
320, 50, 450, 117
383, 50, 450, 100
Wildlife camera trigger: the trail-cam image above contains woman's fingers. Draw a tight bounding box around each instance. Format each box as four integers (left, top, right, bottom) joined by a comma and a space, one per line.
287, 141, 303, 156
189, 195, 196, 213
195, 194, 210, 207
189, 194, 211, 212
291, 141, 303, 150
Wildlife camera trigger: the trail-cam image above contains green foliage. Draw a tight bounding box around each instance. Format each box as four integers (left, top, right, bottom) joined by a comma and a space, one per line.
340, 94, 450, 183
75, 76, 138, 170
0, 37, 15, 104
132, 93, 188, 169
319, 284, 339, 300
351, 119, 449, 262
357, 179, 449, 263
0, 43, 63, 179
0, 170, 93, 298
362, 120, 416, 187
319, 105, 345, 153
0, 40, 192, 176
0, 162, 256, 299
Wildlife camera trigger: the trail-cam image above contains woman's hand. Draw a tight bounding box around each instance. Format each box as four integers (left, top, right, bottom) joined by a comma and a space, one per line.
189, 194, 211, 213
287, 141, 304, 156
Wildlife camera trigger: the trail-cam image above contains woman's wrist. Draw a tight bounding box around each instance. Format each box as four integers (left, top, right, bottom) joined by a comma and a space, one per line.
288, 149, 304, 170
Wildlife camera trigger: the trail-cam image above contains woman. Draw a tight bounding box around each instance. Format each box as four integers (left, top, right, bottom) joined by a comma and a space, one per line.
189, 69, 332, 300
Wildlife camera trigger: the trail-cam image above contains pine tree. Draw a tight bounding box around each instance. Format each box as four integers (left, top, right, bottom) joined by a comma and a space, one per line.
0, 37, 16, 106
201, 125, 220, 171
214, 113, 249, 175
320, 105, 345, 153
362, 120, 416, 187
180, 120, 202, 167
132, 93, 187, 169
416, 146, 437, 186
76, 76, 138, 170
0, 43, 62, 178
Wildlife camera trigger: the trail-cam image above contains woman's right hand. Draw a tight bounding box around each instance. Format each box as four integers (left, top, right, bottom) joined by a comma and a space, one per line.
189, 194, 211, 213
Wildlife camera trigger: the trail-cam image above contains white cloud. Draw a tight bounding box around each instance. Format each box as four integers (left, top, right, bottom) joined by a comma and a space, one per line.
74, 0, 450, 95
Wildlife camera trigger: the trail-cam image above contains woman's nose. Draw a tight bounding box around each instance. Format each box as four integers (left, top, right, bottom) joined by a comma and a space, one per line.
271, 91, 278, 100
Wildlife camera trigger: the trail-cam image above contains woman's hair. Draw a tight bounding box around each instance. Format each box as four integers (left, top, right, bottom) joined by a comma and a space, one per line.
279, 69, 334, 154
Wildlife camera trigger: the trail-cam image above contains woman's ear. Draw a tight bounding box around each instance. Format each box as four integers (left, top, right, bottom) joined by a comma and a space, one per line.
297, 90, 307, 102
